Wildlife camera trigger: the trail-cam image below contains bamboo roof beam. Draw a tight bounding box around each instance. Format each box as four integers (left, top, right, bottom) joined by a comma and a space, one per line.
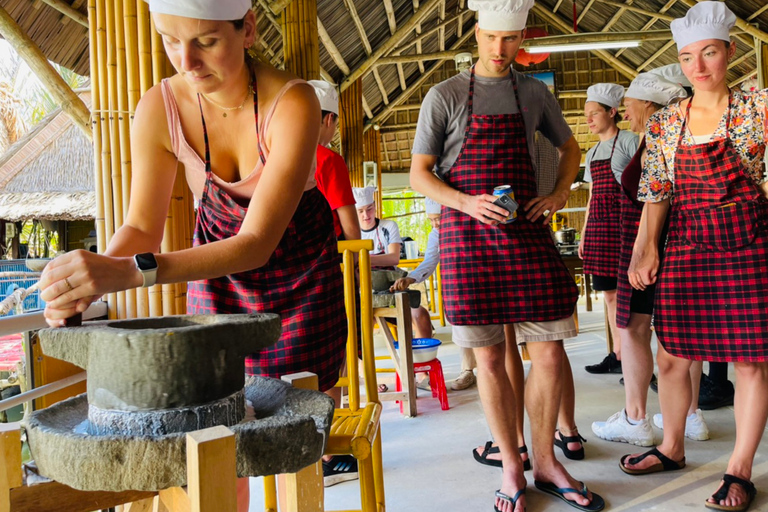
267, 0, 298, 16
678, 0, 768, 45
553, 0, 565, 14
747, 4, 768, 22
438, 0, 446, 51
257, 0, 283, 34
372, 68, 390, 105
40, 0, 88, 27
577, 0, 598, 25
362, 95, 374, 119
600, 0, 635, 33
317, 18, 349, 74
614, 0, 677, 58
730, 71, 756, 88
532, 4, 639, 80
396, 11, 465, 55
366, 28, 474, 131
397, 64, 407, 90
343, 0, 373, 55
637, 40, 675, 71
412, 0, 426, 73
341, 0, 443, 92
728, 49, 756, 70
0, 6, 91, 139
383, 0, 397, 35
457, 0, 465, 37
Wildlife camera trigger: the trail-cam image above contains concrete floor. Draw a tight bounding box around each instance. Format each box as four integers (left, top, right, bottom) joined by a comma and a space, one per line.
249, 301, 768, 512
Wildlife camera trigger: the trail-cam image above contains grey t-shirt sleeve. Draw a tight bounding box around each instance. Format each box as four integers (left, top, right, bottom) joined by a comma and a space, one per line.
412, 87, 448, 157
584, 146, 596, 183
584, 131, 639, 184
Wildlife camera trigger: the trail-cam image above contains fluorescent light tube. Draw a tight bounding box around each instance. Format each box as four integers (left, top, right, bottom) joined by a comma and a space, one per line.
527, 41, 641, 53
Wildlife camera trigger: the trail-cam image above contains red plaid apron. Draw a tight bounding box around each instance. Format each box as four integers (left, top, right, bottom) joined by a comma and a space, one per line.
655, 94, 768, 362
582, 134, 622, 277
439, 68, 578, 325
186, 80, 347, 390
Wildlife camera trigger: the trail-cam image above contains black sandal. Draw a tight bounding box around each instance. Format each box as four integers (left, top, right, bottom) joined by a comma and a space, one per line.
554, 429, 587, 460
473, 441, 532, 471
705, 474, 756, 511
619, 447, 686, 475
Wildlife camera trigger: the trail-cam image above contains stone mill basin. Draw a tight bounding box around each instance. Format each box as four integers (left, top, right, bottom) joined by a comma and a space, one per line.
24, 314, 335, 492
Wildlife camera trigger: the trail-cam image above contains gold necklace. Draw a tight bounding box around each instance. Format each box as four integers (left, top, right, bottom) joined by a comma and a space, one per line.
200, 84, 254, 117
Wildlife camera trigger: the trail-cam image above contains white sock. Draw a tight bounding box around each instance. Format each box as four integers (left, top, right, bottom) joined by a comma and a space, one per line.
626, 414, 643, 425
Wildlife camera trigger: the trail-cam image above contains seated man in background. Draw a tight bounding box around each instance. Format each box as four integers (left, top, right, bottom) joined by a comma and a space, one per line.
355, 186, 402, 269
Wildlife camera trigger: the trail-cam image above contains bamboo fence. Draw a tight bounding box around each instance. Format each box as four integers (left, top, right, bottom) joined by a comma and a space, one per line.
88, 0, 193, 319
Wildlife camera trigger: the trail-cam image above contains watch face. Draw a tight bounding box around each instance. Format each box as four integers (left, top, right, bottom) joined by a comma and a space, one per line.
135, 253, 157, 271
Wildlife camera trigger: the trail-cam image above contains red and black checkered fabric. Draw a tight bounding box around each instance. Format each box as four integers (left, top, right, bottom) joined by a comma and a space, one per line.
655, 96, 768, 362
582, 135, 623, 277
616, 140, 646, 328
186, 82, 346, 390
439, 68, 578, 325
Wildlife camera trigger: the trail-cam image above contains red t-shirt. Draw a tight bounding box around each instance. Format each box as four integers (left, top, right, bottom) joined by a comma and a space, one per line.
315, 145, 355, 238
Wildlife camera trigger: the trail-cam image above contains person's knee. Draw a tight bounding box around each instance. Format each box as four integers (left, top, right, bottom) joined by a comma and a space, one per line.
733, 361, 768, 381
603, 289, 617, 305
474, 344, 505, 373
526, 341, 564, 374
656, 349, 690, 375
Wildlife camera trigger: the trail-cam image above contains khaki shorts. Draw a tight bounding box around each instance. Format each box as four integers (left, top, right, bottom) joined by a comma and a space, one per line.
451, 316, 577, 348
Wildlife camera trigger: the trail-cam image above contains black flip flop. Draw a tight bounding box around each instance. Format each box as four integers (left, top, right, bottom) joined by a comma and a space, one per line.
494, 489, 525, 512
534, 480, 605, 511
619, 447, 686, 475
473, 442, 531, 471
555, 429, 587, 460
705, 474, 756, 511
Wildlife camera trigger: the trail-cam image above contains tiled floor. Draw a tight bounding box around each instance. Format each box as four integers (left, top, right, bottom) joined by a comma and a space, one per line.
249, 302, 768, 512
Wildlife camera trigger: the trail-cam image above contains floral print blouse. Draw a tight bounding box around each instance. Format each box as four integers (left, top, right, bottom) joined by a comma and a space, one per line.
638, 88, 768, 203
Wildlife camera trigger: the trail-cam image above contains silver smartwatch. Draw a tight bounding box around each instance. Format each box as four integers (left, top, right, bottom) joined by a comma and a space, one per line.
133, 253, 158, 288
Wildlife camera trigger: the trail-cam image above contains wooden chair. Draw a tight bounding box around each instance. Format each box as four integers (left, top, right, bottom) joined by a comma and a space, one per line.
264, 239, 385, 512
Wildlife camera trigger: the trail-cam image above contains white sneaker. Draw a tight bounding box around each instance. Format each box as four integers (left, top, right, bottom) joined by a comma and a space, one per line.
451, 370, 476, 391
653, 409, 710, 441
591, 409, 655, 447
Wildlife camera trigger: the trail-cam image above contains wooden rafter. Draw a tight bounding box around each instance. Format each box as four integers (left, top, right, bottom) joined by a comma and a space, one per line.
600, 1, 673, 22
395, 11, 465, 56
372, 68, 389, 105
40, 0, 88, 27
366, 29, 475, 131
412, 0, 426, 73
362, 95, 374, 119
532, 4, 638, 80
553, 0, 565, 14
438, 0, 446, 51
728, 49, 756, 70
576, 0, 598, 25
267, 0, 298, 16
383, 0, 397, 34
747, 4, 768, 22
600, 0, 634, 33
317, 18, 350, 74
615, 0, 677, 58
0, 6, 91, 138
637, 41, 675, 71
343, 0, 373, 55
340, 0, 443, 92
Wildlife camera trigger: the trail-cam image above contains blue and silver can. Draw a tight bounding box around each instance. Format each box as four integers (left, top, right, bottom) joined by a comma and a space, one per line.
493, 185, 517, 224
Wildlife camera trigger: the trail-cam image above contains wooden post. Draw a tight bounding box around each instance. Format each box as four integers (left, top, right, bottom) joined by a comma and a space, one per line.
340, 79, 365, 187
278, 373, 324, 512
186, 426, 237, 512
0, 7, 92, 138
281, 0, 320, 80
0, 424, 22, 512
395, 293, 417, 418
758, 40, 767, 90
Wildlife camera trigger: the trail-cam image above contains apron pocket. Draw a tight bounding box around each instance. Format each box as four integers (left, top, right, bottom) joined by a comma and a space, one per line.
590, 195, 620, 221
683, 200, 762, 252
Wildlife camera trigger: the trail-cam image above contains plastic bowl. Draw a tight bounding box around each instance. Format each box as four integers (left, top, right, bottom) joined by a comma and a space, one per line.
394, 337, 442, 363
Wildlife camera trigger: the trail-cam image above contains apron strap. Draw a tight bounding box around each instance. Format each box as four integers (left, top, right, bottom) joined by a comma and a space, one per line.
678, 90, 732, 146
196, 75, 264, 175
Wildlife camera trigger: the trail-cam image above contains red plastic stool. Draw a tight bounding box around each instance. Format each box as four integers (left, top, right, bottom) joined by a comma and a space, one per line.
396, 358, 449, 412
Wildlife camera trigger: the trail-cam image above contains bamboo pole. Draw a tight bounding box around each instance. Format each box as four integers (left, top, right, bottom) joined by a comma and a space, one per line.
343, 0, 372, 55
0, 7, 92, 138
96, 0, 117, 316
137, 0, 153, 95
41, 0, 89, 27
363, 130, 382, 216
340, 79, 364, 187
282, 0, 320, 80
88, 0, 107, 256
106, 0, 128, 318
267, 0, 299, 16
317, 19, 349, 74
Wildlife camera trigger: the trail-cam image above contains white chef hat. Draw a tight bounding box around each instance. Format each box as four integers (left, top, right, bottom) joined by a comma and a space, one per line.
144, 0, 251, 20
670, 1, 736, 52
308, 80, 339, 115
625, 73, 688, 106
425, 197, 442, 215
353, 186, 377, 208
648, 64, 692, 88
468, 0, 534, 31
586, 83, 625, 109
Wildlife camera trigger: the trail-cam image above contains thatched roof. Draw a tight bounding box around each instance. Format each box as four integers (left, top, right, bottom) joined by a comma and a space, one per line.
3, 0, 766, 172
0, 90, 93, 221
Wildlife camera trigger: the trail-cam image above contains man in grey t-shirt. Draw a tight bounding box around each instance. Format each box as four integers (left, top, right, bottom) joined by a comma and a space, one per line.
410, 1, 603, 511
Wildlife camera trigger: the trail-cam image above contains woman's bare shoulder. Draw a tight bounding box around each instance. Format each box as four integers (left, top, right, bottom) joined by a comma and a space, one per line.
132, 81, 174, 151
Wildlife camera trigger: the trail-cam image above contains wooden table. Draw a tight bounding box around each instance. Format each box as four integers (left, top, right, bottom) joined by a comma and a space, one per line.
372, 292, 417, 418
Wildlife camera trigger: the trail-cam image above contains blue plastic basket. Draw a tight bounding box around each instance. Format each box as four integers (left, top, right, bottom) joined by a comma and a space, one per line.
393, 337, 442, 363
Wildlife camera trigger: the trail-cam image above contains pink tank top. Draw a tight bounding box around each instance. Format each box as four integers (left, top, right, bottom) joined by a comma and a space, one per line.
160, 78, 316, 201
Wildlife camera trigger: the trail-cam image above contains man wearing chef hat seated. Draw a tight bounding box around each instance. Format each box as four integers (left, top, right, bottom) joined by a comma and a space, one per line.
410, 0, 604, 510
